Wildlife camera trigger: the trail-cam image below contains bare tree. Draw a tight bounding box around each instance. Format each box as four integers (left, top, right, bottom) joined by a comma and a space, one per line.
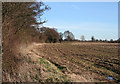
81, 35, 85, 41
32, 2, 50, 31
63, 31, 75, 41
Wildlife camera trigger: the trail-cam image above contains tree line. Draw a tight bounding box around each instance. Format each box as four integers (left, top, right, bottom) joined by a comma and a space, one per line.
80, 35, 119, 43
35, 27, 75, 43
35, 26, 119, 43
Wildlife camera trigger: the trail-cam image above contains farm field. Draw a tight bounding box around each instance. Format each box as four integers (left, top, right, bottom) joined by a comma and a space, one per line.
2, 42, 119, 82
2, 2, 119, 83
35, 42, 119, 82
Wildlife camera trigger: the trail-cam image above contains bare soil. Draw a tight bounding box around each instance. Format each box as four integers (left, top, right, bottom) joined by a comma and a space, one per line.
2, 42, 119, 82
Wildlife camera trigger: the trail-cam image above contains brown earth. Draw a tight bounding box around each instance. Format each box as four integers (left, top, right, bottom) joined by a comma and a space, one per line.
2, 42, 119, 82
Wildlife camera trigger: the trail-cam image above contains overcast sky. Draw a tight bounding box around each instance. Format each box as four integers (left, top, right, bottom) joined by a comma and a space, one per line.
41, 2, 118, 40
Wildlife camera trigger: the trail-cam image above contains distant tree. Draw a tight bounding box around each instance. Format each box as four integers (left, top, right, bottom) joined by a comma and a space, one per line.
103, 39, 105, 42
91, 36, 95, 42
59, 32, 63, 42
105, 39, 108, 42
39, 27, 60, 43
81, 35, 85, 41
99, 39, 102, 42
110, 39, 113, 42
118, 38, 120, 43
96, 39, 98, 42
64, 30, 75, 41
